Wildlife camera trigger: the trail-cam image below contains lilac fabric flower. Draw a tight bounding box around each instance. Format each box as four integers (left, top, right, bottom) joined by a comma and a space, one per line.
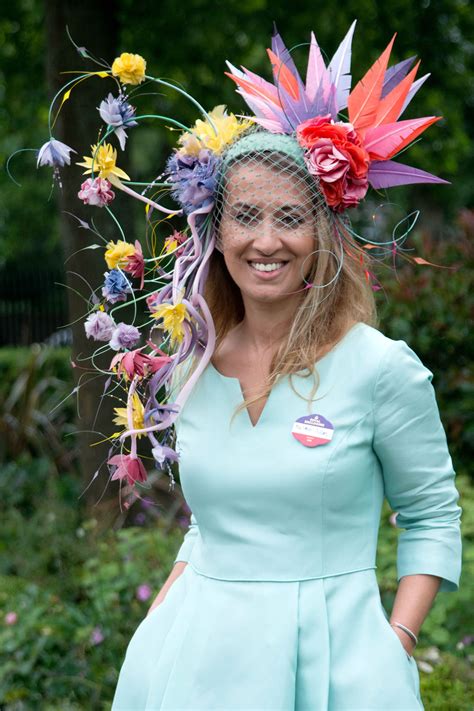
84, 310, 116, 341
109, 322, 141, 351
37, 138, 77, 168
152, 444, 180, 467
102, 269, 132, 304
99, 92, 138, 150
166, 149, 219, 214
78, 177, 115, 207
136, 584, 152, 602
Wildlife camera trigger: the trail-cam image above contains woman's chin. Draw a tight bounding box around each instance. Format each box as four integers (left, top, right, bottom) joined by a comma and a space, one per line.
241, 285, 299, 304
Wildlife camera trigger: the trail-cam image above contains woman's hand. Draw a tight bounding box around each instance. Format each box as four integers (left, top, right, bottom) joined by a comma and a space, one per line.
388, 574, 442, 659
146, 561, 188, 617
390, 624, 416, 658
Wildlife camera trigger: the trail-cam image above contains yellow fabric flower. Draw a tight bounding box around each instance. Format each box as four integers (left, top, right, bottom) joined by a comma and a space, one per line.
77, 142, 131, 181
105, 240, 136, 269
163, 236, 178, 255
112, 392, 146, 438
176, 133, 203, 157
178, 105, 253, 155
111, 52, 146, 85
151, 302, 187, 346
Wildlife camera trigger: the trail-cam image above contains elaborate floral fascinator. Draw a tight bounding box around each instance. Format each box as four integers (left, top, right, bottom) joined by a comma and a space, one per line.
225, 21, 448, 212
8, 22, 449, 506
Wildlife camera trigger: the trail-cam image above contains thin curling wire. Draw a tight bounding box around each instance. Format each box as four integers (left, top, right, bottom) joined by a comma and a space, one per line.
143, 76, 219, 136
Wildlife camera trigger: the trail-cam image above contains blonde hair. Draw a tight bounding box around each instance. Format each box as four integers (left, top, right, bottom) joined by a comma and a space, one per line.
205, 206, 378, 424
171, 148, 379, 427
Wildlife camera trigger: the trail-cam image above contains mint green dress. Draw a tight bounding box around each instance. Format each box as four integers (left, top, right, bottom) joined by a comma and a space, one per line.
112, 322, 462, 710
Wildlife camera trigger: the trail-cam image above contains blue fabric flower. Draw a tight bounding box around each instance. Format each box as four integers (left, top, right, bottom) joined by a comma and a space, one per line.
98, 93, 138, 150
102, 269, 132, 304
166, 149, 219, 215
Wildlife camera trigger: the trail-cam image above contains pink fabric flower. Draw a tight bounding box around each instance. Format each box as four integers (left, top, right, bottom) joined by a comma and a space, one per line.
146, 292, 160, 312
340, 174, 369, 210
78, 177, 115, 207
110, 347, 172, 379
123, 240, 145, 290
5, 612, 17, 625
108, 453, 148, 486
305, 138, 350, 183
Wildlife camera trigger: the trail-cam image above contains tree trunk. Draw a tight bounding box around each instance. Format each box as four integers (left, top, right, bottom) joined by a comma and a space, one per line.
44, 1, 134, 517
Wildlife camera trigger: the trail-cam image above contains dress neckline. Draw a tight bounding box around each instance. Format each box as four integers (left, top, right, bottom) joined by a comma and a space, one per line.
207, 322, 364, 429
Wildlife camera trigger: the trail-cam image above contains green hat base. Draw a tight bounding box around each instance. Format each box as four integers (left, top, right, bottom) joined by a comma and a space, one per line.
222, 130, 306, 171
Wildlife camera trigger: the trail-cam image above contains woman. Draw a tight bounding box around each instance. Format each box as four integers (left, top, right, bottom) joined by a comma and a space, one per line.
16, 18, 461, 710
111, 129, 462, 709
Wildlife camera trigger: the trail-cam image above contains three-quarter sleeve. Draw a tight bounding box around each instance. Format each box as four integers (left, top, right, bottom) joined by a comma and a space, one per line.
174, 512, 200, 564
373, 339, 462, 592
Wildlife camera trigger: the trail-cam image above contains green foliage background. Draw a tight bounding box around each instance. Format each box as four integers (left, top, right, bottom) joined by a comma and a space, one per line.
1, 0, 473, 265
0, 0, 473, 708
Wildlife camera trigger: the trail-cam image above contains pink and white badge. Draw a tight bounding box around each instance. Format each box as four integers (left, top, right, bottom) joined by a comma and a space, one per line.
291, 414, 334, 448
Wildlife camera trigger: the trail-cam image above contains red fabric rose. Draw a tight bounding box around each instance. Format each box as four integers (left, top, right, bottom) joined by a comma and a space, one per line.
342, 142, 370, 179
296, 114, 347, 150
320, 178, 346, 210
297, 115, 370, 211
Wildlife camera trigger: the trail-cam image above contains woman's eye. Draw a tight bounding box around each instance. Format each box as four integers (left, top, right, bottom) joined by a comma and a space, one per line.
234, 210, 260, 226
227, 206, 305, 229
277, 213, 305, 228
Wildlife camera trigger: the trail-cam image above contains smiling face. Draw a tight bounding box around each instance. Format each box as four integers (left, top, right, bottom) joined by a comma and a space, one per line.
215, 154, 323, 304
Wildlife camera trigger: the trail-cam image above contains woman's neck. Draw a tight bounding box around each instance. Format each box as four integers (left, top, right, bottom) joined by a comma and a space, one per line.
232, 295, 300, 357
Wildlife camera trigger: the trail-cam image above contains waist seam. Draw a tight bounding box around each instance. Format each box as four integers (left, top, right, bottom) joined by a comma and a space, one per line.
186, 563, 377, 582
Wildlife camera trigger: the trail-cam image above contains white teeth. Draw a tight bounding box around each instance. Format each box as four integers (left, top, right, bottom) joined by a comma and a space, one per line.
250, 262, 285, 272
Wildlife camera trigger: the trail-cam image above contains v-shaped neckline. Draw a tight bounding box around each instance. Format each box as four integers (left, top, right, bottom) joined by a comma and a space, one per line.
207, 362, 278, 428
207, 322, 364, 430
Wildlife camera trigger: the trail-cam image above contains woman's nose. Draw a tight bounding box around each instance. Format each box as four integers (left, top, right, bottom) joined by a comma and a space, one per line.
252, 214, 282, 249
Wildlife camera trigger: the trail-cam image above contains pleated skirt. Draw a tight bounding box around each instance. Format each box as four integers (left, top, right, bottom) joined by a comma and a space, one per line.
111, 565, 423, 710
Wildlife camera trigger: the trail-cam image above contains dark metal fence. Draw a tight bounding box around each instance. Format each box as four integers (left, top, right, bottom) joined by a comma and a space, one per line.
0, 264, 69, 347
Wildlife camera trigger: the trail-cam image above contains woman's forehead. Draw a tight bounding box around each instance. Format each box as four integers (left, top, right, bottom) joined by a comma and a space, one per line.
222, 160, 312, 208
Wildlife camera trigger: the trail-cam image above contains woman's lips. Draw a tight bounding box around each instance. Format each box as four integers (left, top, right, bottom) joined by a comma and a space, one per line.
247, 261, 289, 279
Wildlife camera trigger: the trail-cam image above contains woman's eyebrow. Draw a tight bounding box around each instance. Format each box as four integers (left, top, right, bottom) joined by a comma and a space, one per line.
228, 201, 260, 211
228, 202, 307, 211
273, 204, 307, 213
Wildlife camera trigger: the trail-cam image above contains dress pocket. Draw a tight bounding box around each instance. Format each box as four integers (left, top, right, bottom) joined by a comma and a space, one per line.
378, 601, 414, 664
143, 565, 190, 624
386, 620, 414, 661
375, 597, 422, 704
